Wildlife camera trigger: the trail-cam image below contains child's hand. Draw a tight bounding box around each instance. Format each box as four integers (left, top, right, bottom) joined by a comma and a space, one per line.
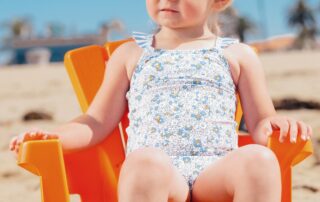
9, 128, 59, 156
254, 115, 313, 144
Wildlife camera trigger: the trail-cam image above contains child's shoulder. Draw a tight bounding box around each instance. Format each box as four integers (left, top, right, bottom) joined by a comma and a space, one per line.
112, 40, 142, 55
221, 40, 261, 86
107, 40, 144, 80
116, 31, 153, 51
221, 39, 254, 53
108, 40, 143, 66
216, 37, 256, 59
223, 41, 259, 65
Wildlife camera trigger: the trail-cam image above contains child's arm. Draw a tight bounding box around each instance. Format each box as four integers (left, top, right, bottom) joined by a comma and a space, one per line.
10, 42, 138, 154
228, 44, 313, 146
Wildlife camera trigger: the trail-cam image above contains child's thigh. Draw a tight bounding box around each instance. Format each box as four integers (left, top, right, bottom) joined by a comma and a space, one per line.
169, 166, 191, 202
121, 147, 190, 202
191, 144, 278, 202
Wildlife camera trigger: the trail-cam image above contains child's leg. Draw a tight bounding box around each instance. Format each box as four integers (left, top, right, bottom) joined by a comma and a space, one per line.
191, 144, 281, 202
118, 147, 190, 202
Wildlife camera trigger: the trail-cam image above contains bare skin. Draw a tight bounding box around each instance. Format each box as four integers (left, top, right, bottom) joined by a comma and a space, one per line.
10, 0, 313, 201
191, 145, 281, 202
117, 36, 283, 202
116, 0, 311, 201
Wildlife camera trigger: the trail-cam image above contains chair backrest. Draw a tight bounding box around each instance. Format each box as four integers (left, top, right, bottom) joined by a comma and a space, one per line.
63, 39, 244, 201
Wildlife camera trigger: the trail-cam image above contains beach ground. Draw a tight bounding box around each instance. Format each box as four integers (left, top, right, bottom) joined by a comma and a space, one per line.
0, 51, 320, 201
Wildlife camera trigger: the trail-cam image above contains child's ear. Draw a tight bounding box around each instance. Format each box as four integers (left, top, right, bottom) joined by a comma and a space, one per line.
212, 0, 232, 12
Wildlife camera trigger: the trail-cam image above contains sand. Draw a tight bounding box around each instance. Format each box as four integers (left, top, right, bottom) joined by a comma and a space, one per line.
0, 51, 320, 201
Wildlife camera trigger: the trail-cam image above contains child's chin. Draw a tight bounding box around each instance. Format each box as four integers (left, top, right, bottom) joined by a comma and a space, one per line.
157, 17, 182, 24
158, 21, 185, 29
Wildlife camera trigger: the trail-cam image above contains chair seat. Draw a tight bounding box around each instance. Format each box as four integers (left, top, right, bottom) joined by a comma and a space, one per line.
17, 40, 313, 202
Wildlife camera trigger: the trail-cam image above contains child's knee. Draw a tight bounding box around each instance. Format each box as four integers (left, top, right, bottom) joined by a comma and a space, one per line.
239, 145, 278, 165
239, 145, 281, 182
123, 147, 174, 179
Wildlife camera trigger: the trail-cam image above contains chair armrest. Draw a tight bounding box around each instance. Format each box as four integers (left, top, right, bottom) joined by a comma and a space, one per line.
267, 131, 313, 168
17, 139, 69, 202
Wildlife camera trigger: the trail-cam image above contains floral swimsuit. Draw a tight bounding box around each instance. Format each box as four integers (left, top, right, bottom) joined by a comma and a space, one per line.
125, 32, 239, 191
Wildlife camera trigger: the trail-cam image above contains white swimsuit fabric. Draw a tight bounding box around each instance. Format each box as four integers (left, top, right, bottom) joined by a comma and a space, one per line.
125, 31, 240, 190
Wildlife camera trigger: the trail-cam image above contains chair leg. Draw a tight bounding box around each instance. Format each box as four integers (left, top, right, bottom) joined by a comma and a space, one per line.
18, 140, 70, 202
281, 167, 292, 202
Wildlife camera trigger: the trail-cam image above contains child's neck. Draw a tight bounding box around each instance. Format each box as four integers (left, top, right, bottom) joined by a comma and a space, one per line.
157, 25, 215, 43
154, 25, 217, 50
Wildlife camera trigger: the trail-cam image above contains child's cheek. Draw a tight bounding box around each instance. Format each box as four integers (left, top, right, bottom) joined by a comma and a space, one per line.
145, 0, 158, 21
181, 1, 206, 21
181, 2, 198, 17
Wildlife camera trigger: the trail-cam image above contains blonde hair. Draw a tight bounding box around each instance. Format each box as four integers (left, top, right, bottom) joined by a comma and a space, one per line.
208, 0, 233, 35
208, 14, 221, 35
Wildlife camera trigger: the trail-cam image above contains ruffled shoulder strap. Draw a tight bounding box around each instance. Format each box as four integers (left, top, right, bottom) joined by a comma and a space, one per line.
216, 37, 240, 50
132, 31, 154, 50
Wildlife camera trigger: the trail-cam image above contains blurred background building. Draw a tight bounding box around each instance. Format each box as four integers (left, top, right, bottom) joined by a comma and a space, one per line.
0, 0, 319, 65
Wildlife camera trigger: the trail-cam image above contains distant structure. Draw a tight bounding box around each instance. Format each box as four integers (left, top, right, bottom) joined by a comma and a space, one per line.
249, 35, 296, 52
217, 7, 319, 52
8, 34, 106, 65
1, 20, 125, 65
241, 34, 319, 52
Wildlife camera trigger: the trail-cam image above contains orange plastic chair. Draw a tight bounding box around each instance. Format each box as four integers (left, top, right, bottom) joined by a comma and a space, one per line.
17, 39, 313, 202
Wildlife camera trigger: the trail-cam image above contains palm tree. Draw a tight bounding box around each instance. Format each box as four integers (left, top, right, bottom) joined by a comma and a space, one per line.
0, 17, 33, 52
45, 22, 65, 38
99, 19, 125, 41
218, 7, 255, 42
1, 17, 33, 39
235, 16, 255, 42
288, 0, 317, 49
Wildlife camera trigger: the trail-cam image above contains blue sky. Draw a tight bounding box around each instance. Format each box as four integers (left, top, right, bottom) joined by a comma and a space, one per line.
0, 0, 319, 41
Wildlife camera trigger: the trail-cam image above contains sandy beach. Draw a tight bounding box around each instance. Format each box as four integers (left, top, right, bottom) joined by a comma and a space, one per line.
0, 51, 320, 201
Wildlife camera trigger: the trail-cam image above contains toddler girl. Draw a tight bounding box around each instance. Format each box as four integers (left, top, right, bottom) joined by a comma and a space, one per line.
10, 0, 313, 201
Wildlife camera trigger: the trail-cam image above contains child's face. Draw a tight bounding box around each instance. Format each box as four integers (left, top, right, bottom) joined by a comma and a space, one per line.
146, 0, 216, 29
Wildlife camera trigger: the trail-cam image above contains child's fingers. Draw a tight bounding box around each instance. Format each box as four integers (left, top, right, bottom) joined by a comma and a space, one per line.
274, 120, 289, 143
24, 131, 58, 141
297, 121, 308, 141
36, 132, 58, 140
46, 134, 59, 139
14, 129, 59, 148
31, 131, 46, 140
9, 136, 18, 151
307, 125, 313, 140
288, 119, 298, 143
260, 120, 273, 137
11, 130, 58, 156
23, 132, 35, 141
9, 137, 17, 150
14, 132, 33, 148
14, 144, 20, 154
268, 116, 312, 143
18, 131, 44, 142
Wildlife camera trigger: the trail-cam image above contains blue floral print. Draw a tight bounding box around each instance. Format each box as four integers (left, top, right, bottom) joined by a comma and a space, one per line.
125, 31, 240, 190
